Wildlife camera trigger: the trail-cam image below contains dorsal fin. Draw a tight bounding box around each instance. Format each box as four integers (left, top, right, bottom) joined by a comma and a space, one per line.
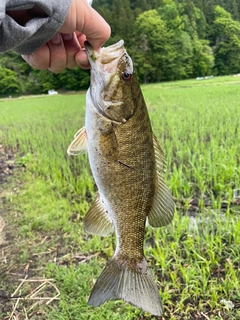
83, 193, 114, 237
67, 127, 88, 155
148, 134, 175, 227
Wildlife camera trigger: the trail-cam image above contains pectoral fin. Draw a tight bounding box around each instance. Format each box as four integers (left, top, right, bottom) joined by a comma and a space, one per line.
148, 135, 175, 227
83, 193, 114, 237
67, 127, 88, 155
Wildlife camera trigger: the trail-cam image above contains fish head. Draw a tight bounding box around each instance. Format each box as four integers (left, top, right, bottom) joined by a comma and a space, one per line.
85, 40, 137, 123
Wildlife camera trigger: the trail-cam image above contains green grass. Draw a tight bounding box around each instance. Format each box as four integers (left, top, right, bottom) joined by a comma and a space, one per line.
0, 76, 239, 319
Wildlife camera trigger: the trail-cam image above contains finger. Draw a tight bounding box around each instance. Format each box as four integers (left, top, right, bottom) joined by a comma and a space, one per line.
78, 2, 111, 51
62, 33, 82, 69
75, 50, 90, 69
21, 44, 50, 70
47, 33, 68, 73
76, 32, 87, 48
74, 32, 90, 68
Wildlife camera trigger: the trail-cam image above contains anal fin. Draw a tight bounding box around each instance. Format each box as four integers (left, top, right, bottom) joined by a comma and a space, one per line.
83, 193, 114, 237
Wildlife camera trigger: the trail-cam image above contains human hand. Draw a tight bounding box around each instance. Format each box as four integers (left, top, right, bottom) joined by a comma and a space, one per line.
21, 0, 111, 72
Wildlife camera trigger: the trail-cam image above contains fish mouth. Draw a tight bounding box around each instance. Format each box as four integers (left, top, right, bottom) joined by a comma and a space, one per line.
85, 40, 125, 66
85, 40, 130, 123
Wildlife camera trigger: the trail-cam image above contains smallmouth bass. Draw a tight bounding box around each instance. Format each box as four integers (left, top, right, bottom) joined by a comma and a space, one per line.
68, 40, 174, 316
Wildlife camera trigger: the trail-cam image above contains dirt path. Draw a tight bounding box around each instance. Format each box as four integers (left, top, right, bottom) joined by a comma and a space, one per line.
0, 146, 64, 319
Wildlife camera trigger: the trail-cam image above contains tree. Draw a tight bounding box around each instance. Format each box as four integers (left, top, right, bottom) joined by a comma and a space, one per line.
110, 0, 135, 48
0, 51, 32, 93
159, 1, 213, 78
224, 0, 239, 20
212, 6, 240, 75
179, 0, 214, 76
191, 39, 214, 76
0, 67, 20, 95
158, 1, 195, 79
1, 0, 239, 90
158, 0, 183, 31
134, 9, 174, 82
57, 68, 90, 91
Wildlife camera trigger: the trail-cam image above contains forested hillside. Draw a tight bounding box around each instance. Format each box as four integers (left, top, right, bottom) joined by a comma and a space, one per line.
1, 0, 240, 95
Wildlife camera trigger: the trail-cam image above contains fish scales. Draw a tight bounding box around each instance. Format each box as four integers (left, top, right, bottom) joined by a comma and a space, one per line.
67, 40, 174, 316
86, 85, 155, 264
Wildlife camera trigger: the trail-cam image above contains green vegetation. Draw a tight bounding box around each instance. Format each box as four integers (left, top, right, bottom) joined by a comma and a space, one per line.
1, 0, 240, 95
0, 76, 240, 319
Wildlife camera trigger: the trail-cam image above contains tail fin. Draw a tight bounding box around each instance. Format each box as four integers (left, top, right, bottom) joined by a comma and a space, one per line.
88, 257, 163, 316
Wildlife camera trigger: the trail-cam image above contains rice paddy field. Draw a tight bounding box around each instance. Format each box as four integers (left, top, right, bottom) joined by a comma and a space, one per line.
0, 75, 240, 320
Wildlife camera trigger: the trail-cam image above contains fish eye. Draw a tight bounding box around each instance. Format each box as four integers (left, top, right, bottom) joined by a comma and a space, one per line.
122, 71, 132, 81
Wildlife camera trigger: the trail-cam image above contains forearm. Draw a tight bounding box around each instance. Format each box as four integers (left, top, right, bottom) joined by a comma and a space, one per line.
0, 0, 72, 54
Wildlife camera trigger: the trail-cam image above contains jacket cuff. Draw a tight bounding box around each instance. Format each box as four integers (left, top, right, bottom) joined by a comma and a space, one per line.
0, 0, 72, 54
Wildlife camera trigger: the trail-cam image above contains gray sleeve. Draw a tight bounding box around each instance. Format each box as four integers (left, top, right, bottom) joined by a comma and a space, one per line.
0, 0, 72, 54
